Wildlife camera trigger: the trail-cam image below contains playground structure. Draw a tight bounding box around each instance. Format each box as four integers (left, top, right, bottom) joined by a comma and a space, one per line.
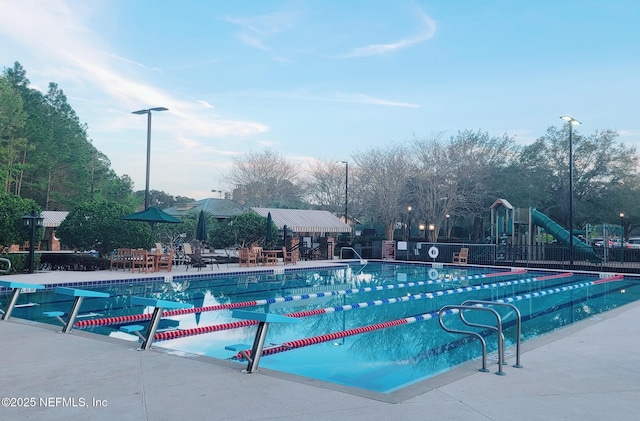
489, 199, 602, 262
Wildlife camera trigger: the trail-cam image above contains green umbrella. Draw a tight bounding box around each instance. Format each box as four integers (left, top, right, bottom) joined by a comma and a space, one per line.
122, 207, 183, 224
196, 210, 207, 244
265, 212, 274, 247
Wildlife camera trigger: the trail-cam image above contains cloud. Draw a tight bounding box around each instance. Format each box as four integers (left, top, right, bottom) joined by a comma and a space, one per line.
229, 88, 419, 108
223, 11, 298, 51
339, 8, 437, 58
0, 0, 269, 141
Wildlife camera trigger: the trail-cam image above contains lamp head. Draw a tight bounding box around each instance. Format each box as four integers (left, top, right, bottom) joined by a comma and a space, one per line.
560, 115, 581, 125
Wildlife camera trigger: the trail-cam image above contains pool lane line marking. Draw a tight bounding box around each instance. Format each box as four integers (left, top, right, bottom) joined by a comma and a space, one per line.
154, 272, 572, 342
234, 274, 624, 359
75, 269, 521, 328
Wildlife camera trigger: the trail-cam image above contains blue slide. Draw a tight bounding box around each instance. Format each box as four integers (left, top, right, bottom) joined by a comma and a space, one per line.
531, 209, 600, 262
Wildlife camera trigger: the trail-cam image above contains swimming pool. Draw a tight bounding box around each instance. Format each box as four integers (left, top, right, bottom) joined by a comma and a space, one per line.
3, 262, 639, 393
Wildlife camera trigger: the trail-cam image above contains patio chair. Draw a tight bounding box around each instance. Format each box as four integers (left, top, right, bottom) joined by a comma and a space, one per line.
110, 248, 132, 271
238, 248, 257, 267
452, 247, 469, 264
156, 250, 174, 272
282, 247, 298, 265
184, 243, 217, 270
131, 249, 155, 273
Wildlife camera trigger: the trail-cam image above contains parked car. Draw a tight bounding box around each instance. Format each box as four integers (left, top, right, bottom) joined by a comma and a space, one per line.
627, 237, 640, 249
590, 238, 614, 247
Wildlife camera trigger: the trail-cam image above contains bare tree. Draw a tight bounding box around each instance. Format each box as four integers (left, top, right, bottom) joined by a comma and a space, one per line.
227, 148, 305, 207
412, 130, 516, 241
306, 159, 346, 214
352, 143, 412, 240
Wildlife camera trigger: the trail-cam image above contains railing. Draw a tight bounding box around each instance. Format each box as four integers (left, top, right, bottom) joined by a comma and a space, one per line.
391, 241, 640, 273
339, 247, 367, 264
460, 300, 523, 369
438, 304, 507, 375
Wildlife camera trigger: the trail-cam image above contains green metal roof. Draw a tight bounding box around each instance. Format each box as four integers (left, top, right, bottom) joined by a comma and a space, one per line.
163, 198, 248, 219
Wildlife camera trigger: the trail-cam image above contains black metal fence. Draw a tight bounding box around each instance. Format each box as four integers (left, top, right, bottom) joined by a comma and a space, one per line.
348, 241, 640, 274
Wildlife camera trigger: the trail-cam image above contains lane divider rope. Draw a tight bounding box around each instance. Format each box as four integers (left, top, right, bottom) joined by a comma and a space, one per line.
233, 274, 623, 359
75, 269, 523, 328
154, 272, 569, 342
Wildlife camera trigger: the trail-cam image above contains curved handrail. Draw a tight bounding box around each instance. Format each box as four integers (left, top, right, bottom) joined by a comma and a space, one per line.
461, 300, 523, 368
339, 247, 367, 265
438, 305, 506, 375
0, 257, 11, 274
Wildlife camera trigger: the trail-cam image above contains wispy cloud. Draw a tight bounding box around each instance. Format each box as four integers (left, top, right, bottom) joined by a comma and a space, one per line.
228, 89, 419, 108
0, 0, 268, 141
224, 11, 298, 52
339, 8, 437, 58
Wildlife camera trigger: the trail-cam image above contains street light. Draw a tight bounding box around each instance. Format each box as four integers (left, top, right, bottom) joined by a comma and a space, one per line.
620, 212, 625, 264
22, 209, 44, 274
212, 189, 223, 198
560, 115, 581, 266
339, 161, 348, 230
406, 206, 412, 241
132, 107, 168, 210
445, 214, 450, 239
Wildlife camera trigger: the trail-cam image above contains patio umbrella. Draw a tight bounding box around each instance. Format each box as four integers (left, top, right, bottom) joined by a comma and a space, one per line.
122, 206, 183, 224
265, 212, 274, 247
196, 210, 207, 251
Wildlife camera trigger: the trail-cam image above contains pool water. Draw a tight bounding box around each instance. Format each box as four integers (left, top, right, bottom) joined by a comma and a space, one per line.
3, 263, 639, 393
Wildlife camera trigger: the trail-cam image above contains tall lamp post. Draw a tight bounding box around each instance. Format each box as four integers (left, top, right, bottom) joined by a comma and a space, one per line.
620, 212, 625, 264
22, 209, 44, 274
560, 115, 581, 267
132, 107, 168, 210
340, 161, 349, 233
445, 214, 450, 239
406, 206, 412, 241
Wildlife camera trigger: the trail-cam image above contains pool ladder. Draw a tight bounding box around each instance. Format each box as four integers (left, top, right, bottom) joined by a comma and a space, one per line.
438, 300, 523, 375
339, 247, 368, 266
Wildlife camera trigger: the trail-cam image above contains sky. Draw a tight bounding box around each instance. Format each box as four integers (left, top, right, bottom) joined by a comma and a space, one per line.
0, 0, 639, 201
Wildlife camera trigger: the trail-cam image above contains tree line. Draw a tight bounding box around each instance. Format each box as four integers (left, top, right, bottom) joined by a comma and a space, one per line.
2, 60, 639, 253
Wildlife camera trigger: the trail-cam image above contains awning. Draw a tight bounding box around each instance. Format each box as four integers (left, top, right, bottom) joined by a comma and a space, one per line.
41, 211, 69, 228
252, 208, 351, 234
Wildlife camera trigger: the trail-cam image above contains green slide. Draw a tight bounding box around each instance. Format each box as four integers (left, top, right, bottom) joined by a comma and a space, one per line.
531, 209, 600, 262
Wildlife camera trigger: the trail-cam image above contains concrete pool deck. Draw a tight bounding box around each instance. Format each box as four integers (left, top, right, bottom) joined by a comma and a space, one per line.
1, 264, 640, 420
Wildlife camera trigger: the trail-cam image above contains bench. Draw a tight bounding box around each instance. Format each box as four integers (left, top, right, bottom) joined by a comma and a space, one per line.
53, 287, 110, 333
452, 247, 469, 264
232, 310, 299, 373
0, 281, 45, 320
130, 296, 192, 350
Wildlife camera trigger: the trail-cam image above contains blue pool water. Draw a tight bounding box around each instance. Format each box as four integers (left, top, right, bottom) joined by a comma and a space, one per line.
3, 262, 639, 393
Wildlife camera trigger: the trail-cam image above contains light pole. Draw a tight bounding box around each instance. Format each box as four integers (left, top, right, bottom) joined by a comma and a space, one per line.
212, 189, 223, 198
620, 212, 625, 264
406, 206, 412, 241
445, 214, 450, 239
132, 107, 168, 209
560, 115, 581, 267
340, 161, 348, 229
22, 209, 44, 274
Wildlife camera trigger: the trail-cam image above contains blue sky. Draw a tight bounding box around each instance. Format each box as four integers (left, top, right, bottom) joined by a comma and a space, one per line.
1, 0, 638, 200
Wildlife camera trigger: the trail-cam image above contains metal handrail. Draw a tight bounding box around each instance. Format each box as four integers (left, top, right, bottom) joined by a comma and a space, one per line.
0, 258, 10, 274
438, 305, 506, 375
339, 247, 367, 265
461, 300, 523, 368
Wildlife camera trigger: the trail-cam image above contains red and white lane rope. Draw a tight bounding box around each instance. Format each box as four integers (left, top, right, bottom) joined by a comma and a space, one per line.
155, 271, 566, 342
234, 274, 624, 359
75, 269, 523, 328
